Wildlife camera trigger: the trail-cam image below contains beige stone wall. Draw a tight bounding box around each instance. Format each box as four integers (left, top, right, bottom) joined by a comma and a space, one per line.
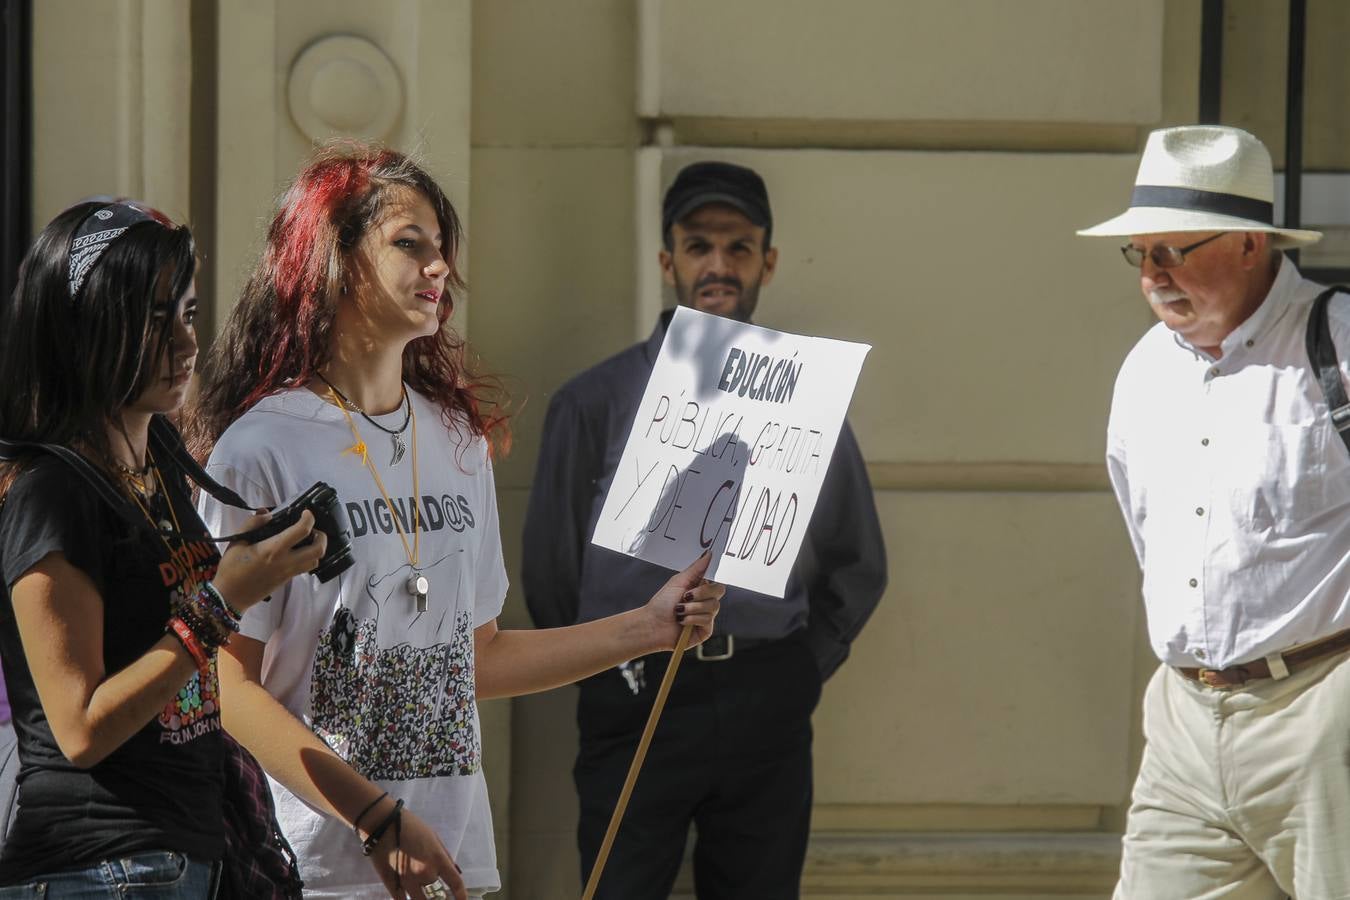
31, 0, 192, 228
467, 3, 641, 894
641, 0, 1161, 124
29, 0, 1350, 896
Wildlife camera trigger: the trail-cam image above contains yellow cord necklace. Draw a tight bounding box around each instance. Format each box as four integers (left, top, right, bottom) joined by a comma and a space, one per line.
328, 385, 429, 612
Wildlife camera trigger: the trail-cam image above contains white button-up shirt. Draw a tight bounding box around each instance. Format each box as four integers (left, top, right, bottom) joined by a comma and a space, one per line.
1107, 257, 1350, 669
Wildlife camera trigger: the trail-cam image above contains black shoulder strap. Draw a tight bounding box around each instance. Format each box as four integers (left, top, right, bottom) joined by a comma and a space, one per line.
1306, 285, 1350, 454
0, 435, 145, 530
0, 416, 253, 537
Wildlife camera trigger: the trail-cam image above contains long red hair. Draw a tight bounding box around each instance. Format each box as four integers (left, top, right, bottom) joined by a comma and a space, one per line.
188, 144, 509, 457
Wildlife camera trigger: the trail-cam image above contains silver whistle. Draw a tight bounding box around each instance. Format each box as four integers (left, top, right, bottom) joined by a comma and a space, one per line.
618, 660, 647, 695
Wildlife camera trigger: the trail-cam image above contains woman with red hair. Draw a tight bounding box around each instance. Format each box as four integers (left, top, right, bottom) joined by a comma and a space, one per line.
190, 145, 721, 900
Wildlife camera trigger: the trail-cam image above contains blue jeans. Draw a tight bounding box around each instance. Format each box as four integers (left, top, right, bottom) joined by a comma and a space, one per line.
0, 851, 218, 899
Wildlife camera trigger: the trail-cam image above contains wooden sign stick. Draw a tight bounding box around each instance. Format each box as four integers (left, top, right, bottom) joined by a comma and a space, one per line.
581, 622, 696, 900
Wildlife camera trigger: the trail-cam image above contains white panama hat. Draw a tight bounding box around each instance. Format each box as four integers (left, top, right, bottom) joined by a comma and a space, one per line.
1077, 125, 1322, 249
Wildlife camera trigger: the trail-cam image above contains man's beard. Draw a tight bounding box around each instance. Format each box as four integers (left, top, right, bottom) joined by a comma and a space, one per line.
676, 272, 763, 322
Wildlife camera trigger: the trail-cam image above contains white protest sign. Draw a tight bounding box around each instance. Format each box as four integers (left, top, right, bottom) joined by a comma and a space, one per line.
591, 306, 871, 597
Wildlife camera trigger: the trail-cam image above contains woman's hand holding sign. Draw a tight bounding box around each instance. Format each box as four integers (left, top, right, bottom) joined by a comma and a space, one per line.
642, 551, 724, 650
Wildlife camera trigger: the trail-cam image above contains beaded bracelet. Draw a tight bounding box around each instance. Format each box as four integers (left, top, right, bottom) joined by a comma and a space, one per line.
175, 583, 240, 648
361, 798, 404, 856
184, 597, 237, 643
189, 583, 239, 632
167, 616, 212, 673
174, 602, 229, 649
201, 581, 243, 622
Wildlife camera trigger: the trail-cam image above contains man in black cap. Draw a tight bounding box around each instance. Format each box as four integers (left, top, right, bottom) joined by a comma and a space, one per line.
522, 161, 887, 899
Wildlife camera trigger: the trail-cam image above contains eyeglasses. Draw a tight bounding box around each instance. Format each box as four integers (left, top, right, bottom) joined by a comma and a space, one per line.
1120, 232, 1227, 269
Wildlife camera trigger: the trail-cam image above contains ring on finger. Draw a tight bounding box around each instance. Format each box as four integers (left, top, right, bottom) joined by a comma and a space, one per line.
421, 877, 452, 900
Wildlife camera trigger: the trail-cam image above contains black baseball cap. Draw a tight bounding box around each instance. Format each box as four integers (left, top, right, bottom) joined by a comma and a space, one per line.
661, 161, 773, 243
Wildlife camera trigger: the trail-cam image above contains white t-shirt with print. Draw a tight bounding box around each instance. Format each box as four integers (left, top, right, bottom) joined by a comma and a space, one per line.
198, 387, 508, 898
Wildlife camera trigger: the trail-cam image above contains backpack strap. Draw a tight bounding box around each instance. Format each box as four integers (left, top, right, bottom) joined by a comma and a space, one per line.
1306, 285, 1350, 455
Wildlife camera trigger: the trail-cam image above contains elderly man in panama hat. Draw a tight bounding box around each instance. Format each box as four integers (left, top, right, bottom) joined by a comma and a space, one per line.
1081, 125, 1350, 898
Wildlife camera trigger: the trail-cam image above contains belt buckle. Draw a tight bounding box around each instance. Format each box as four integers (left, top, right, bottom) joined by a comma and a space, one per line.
1197, 665, 1249, 690
1196, 667, 1227, 689
696, 634, 734, 662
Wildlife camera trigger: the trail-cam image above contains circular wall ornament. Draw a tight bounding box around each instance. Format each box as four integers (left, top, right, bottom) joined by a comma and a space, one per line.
288, 35, 403, 142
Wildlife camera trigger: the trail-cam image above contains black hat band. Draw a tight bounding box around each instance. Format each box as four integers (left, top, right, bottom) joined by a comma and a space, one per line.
1131, 185, 1274, 225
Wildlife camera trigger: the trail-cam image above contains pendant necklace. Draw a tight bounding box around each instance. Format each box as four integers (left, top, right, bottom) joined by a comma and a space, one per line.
115, 458, 155, 495
124, 448, 201, 597
327, 384, 429, 612
316, 372, 411, 467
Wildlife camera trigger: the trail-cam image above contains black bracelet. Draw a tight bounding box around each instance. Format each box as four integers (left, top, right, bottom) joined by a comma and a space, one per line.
352, 791, 389, 839
361, 798, 404, 856
173, 605, 228, 650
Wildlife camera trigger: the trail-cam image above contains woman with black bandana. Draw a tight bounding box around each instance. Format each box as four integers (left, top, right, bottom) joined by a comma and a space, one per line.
0, 201, 324, 898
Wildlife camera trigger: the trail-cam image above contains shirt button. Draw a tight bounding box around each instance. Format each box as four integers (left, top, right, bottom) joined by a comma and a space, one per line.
1189, 578, 1198, 587
1195, 648, 1207, 660
1245, 339, 1254, 348
1196, 507, 1205, 516
1201, 438, 1210, 446
1210, 367, 1220, 377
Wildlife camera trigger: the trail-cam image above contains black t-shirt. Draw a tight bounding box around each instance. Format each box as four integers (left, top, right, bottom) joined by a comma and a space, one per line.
0, 455, 224, 883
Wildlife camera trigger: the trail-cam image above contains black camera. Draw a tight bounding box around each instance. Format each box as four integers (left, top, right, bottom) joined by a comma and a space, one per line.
244, 482, 354, 583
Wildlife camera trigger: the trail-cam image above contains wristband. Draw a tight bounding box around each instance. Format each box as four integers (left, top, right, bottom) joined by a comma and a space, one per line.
167, 616, 212, 673
352, 791, 389, 838
361, 798, 404, 856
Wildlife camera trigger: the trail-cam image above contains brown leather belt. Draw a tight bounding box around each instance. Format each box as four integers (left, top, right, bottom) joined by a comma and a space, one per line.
688, 633, 774, 662
1177, 627, 1350, 688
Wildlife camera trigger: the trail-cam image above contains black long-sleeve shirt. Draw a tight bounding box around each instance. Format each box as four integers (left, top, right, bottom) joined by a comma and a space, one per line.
522, 310, 888, 678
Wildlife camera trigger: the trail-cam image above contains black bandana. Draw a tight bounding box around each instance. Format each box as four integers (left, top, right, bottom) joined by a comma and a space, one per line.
68, 202, 157, 301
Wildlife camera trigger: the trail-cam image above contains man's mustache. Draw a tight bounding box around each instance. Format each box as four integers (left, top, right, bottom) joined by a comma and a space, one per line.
694, 276, 742, 292
1149, 288, 1187, 305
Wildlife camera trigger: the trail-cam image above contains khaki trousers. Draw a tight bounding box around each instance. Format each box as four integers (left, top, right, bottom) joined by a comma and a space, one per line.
1115, 652, 1350, 900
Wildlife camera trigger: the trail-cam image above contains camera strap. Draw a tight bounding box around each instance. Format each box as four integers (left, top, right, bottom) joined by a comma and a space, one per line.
0, 415, 257, 541
147, 416, 251, 510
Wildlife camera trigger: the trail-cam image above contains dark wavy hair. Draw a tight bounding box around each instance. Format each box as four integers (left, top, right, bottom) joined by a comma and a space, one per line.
0, 202, 194, 495
187, 143, 509, 458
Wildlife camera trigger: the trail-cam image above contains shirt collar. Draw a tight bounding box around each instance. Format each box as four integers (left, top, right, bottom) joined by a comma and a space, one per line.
644, 308, 677, 365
